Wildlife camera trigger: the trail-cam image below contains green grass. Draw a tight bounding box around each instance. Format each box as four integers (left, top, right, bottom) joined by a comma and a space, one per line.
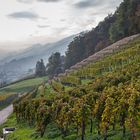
0, 93, 17, 110
0, 76, 48, 95
0, 114, 35, 140
0, 76, 48, 111
0, 114, 133, 140
0, 114, 62, 140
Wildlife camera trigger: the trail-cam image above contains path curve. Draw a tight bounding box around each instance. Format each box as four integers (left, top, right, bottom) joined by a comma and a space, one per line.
0, 105, 13, 126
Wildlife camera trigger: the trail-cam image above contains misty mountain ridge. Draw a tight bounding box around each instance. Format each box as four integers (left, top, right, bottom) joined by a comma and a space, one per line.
0, 49, 14, 61
0, 35, 75, 83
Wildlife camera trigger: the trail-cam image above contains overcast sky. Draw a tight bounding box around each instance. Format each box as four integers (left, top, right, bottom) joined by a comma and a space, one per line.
0, 0, 123, 51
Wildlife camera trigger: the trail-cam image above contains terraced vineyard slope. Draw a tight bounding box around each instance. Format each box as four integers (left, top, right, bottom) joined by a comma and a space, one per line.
1, 36, 140, 140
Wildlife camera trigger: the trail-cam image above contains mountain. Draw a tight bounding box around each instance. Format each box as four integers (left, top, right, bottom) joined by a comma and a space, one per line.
0, 49, 12, 61
0, 35, 75, 83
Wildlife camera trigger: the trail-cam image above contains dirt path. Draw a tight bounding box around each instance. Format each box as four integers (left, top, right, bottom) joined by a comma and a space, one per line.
0, 105, 13, 126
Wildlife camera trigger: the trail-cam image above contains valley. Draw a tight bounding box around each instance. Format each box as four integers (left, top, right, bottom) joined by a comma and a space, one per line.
0, 0, 140, 140
0, 35, 140, 140
0, 35, 75, 84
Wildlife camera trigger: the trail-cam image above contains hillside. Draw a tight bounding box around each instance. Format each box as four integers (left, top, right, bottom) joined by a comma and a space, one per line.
0, 76, 48, 95
0, 35, 75, 83
0, 76, 48, 111
0, 1, 140, 140
1, 0, 139, 84
63, 34, 140, 74
0, 49, 12, 61
1, 35, 140, 140
64, 0, 140, 69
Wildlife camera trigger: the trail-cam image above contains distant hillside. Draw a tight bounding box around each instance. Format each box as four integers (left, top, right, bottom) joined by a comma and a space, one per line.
0, 35, 75, 83
0, 49, 12, 61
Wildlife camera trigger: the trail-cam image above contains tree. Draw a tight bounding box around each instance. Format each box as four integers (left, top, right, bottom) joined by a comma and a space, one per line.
46, 52, 64, 78
35, 59, 46, 77
65, 35, 86, 69
109, 0, 140, 42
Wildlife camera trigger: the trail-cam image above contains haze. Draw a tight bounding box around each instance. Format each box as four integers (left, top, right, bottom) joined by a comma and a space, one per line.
0, 0, 123, 51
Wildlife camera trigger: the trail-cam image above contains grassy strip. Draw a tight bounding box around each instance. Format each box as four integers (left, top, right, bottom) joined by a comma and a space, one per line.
0, 76, 48, 95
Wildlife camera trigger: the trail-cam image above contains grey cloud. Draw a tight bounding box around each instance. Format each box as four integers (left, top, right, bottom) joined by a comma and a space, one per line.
106, 0, 123, 9
40, 17, 48, 20
73, 0, 122, 9
60, 19, 66, 22
74, 0, 102, 9
37, 0, 61, 2
17, 0, 61, 4
8, 11, 39, 20
37, 25, 50, 28
17, 0, 34, 4
74, 1, 92, 8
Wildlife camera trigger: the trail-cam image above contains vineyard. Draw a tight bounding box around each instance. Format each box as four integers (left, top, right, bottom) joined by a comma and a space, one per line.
1, 36, 140, 140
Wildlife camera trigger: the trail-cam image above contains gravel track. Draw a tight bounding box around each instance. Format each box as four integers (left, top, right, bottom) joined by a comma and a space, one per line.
0, 105, 13, 126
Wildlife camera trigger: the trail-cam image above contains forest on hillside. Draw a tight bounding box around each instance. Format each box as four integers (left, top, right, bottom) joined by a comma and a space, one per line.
35, 0, 140, 79
64, 0, 140, 69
